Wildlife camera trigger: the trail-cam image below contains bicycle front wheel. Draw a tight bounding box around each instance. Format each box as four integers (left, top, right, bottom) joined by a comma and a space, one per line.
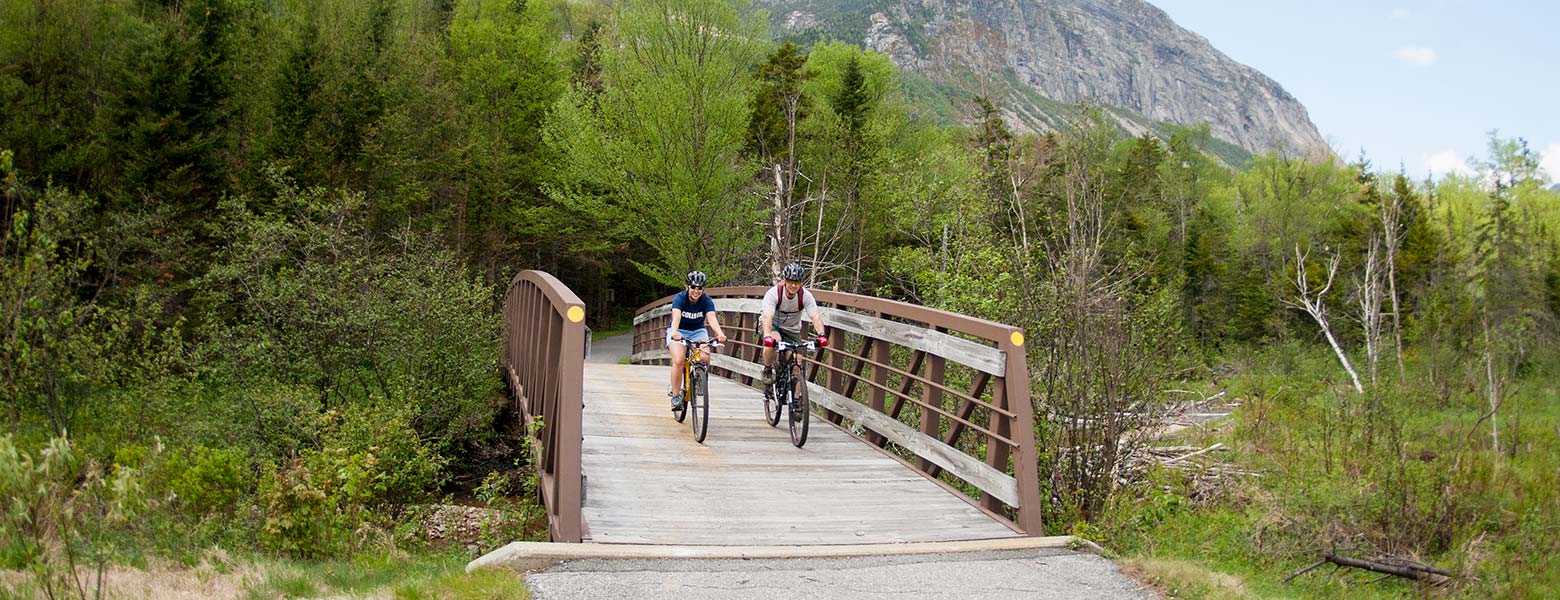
788, 364, 810, 447
691, 367, 710, 443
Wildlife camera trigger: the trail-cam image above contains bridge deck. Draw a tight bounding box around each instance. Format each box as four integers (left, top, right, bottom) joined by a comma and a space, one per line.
581, 364, 1021, 545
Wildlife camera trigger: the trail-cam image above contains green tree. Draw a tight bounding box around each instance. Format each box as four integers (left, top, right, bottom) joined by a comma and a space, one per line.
447, 0, 567, 281
749, 41, 812, 276
543, 0, 767, 286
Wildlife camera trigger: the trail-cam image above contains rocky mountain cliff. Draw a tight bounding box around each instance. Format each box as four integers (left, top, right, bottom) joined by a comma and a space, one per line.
756, 0, 1331, 161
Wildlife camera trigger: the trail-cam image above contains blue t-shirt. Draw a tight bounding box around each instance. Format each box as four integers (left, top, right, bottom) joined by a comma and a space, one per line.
671, 291, 716, 332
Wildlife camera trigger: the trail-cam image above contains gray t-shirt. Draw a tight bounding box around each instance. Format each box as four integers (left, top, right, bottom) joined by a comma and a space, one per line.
761, 285, 819, 332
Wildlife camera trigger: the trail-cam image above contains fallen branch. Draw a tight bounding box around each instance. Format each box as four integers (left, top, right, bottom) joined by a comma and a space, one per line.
1163, 443, 1227, 465
1285, 552, 1452, 584
1284, 559, 1328, 583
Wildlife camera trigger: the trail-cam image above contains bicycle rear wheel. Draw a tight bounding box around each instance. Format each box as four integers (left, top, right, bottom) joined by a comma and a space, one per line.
788, 364, 810, 447
691, 367, 710, 443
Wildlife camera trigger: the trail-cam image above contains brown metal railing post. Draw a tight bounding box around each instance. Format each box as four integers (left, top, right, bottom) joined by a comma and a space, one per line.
555, 304, 585, 541
919, 354, 945, 472
867, 337, 890, 447
824, 325, 844, 424
1004, 331, 1043, 535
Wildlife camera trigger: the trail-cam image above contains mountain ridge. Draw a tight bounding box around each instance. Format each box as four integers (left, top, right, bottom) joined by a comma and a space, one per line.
755, 0, 1332, 162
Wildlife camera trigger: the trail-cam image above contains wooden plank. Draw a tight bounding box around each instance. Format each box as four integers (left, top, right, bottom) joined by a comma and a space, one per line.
800, 381, 1021, 507
604, 356, 1017, 505
575, 363, 1019, 545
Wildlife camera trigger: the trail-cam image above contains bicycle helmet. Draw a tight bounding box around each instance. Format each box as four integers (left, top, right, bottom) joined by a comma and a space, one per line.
685, 270, 708, 288
780, 261, 805, 282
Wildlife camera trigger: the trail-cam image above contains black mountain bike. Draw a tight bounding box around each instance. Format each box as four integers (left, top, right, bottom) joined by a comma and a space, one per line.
671, 340, 719, 443
762, 336, 825, 447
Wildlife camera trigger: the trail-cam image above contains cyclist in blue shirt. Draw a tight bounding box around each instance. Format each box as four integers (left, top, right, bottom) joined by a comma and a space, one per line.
667, 270, 728, 410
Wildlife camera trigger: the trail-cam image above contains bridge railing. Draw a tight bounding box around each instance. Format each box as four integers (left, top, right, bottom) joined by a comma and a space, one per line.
632, 287, 1044, 535
502, 270, 586, 542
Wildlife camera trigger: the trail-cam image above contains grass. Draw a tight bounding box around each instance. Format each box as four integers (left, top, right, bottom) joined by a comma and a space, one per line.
243, 550, 526, 599
1095, 343, 1560, 599
0, 548, 526, 599
590, 323, 633, 340
1122, 558, 1257, 600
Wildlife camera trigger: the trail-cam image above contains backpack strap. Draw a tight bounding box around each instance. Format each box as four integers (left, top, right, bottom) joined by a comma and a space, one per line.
776, 283, 805, 314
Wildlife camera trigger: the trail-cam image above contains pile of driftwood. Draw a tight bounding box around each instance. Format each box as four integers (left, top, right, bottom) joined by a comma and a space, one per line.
1110, 442, 1260, 504
1125, 443, 1260, 480
1286, 551, 1453, 585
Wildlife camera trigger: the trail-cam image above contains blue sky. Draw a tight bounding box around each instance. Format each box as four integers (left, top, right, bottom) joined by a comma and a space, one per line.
1149, 1, 1560, 182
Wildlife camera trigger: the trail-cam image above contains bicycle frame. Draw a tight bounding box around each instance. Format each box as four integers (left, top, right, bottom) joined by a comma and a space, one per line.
673, 339, 719, 443
679, 340, 716, 397
766, 339, 820, 447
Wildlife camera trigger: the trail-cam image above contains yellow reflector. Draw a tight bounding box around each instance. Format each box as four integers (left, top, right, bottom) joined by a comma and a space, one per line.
1010, 331, 1025, 347
567, 306, 585, 323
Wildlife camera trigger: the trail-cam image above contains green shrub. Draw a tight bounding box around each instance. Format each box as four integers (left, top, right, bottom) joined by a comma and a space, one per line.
312, 402, 447, 508
163, 445, 251, 516
258, 459, 340, 558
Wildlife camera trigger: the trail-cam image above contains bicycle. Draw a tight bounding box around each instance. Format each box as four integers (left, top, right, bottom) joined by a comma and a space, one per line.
671, 339, 720, 443
761, 336, 826, 447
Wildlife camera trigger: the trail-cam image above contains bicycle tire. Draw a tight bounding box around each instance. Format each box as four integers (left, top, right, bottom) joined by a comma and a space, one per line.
763, 365, 782, 427
691, 366, 710, 443
788, 363, 810, 447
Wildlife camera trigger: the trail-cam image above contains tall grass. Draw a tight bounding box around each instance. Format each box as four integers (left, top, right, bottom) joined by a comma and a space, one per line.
1100, 342, 1560, 598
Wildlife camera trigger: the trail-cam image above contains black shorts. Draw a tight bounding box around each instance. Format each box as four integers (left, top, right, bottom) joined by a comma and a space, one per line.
756, 321, 804, 345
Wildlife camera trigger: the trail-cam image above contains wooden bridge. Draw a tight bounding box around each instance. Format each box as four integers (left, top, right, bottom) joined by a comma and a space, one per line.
501, 271, 1043, 546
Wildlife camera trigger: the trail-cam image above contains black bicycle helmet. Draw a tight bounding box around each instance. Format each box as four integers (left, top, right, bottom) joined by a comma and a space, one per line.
686, 270, 708, 287
780, 261, 805, 282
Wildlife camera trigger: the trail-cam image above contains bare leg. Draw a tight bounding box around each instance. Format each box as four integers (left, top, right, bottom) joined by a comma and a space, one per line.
669, 342, 687, 395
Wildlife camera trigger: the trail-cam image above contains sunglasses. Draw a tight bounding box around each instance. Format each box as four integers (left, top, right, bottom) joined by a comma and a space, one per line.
689, 286, 704, 290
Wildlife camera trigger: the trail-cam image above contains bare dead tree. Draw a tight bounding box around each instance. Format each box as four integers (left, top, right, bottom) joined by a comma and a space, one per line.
1480, 313, 1507, 457
769, 165, 785, 279
1355, 234, 1385, 387
1380, 190, 1408, 381
1285, 244, 1364, 394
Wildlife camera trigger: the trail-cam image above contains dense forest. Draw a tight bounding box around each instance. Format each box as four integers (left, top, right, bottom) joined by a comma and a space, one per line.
3, 0, 1558, 597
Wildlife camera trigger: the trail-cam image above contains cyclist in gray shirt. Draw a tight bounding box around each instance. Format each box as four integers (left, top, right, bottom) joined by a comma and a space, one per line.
759, 262, 826, 392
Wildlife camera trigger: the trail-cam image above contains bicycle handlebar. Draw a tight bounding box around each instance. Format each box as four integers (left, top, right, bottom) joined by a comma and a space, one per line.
769, 339, 819, 352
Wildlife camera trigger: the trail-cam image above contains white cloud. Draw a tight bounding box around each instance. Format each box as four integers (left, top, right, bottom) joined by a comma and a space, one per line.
1541, 143, 1560, 184
1392, 46, 1437, 66
1391, 8, 1411, 19
1424, 150, 1475, 179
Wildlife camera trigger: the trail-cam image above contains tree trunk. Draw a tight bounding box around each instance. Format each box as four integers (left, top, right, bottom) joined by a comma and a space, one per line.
769, 164, 784, 279
1482, 314, 1501, 456
1288, 246, 1364, 394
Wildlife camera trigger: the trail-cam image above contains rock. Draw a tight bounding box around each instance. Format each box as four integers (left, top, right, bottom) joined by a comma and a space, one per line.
756, 0, 1330, 159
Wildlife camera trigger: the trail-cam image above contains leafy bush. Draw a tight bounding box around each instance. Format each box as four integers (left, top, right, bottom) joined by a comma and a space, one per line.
198, 176, 501, 465
162, 445, 251, 516
311, 402, 447, 508
258, 459, 339, 558
0, 435, 145, 598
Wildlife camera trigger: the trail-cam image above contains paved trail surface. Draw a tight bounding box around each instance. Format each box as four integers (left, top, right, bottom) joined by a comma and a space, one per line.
524, 548, 1157, 600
